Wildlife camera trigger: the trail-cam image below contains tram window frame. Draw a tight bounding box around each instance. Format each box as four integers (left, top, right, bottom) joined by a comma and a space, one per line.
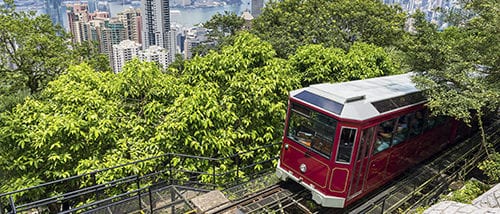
336, 127, 357, 164
372, 119, 396, 155
286, 103, 337, 159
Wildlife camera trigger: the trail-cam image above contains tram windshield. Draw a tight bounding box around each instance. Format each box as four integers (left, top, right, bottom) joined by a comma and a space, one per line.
286, 103, 337, 158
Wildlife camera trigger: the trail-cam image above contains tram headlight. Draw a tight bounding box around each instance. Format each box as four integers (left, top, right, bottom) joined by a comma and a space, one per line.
300, 163, 307, 173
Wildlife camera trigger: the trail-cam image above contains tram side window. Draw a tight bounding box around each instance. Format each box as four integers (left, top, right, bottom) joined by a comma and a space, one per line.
427, 115, 447, 130
373, 119, 396, 155
409, 110, 425, 137
393, 114, 411, 145
336, 127, 357, 163
287, 104, 337, 158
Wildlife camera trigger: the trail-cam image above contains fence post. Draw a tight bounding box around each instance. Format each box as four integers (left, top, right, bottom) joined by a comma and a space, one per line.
212, 159, 216, 188
9, 196, 16, 214
168, 154, 173, 185
236, 155, 240, 185
148, 187, 153, 214
91, 172, 98, 200
170, 187, 176, 214
136, 175, 142, 211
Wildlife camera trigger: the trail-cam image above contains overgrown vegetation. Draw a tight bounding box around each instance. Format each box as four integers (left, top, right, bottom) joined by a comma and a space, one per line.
443, 179, 490, 204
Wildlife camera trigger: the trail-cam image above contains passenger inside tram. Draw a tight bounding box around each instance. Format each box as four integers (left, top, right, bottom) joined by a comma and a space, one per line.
393, 115, 410, 145
374, 120, 395, 153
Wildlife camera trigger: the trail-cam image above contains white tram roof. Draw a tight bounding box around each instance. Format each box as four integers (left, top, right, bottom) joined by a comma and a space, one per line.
290, 73, 426, 121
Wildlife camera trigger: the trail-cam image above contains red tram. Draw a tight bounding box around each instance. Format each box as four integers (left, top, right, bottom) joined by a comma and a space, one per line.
276, 73, 463, 208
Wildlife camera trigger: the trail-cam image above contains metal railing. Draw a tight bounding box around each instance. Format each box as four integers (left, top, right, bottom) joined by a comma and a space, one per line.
0, 142, 281, 214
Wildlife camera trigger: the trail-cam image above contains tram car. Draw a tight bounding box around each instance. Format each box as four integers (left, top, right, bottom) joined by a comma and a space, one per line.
276, 73, 465, 208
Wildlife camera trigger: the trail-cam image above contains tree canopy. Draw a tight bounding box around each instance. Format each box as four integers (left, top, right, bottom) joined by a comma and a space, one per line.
0, 33, 300, 193
251, 0, 407, 57
0, 0, 110, 111
289, 42, 400, 87
406, 1, 499, 180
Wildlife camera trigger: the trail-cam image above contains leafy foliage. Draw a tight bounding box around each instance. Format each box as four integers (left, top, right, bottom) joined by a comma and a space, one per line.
252, 0, 406, 57
0, 33, 301, 195
158, 32, 300, 160
0, 61, 177, 196
407, 0, 499, 179
444, 179, 489, 204
203, 11, 245, 40
478, 152, 500, 183
0, 0, 110, 112
0, 0, 71, 94
191, 11, 246, 57
289, 43, 400, 86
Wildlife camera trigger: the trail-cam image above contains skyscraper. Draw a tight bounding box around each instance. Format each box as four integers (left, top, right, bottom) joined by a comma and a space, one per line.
117, 8, 142, 44
141, 0, 170, 50
141, 0, 172, 63
45, 0, 65, 27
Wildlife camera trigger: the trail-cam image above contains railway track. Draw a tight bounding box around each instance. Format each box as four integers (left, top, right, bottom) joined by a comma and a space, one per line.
213, 119, 500, 214
209, 183, 311, 214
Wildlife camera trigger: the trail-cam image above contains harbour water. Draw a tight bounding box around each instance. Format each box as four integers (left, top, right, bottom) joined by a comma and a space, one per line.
14, 0, 251, 29
109, 0, 251, 27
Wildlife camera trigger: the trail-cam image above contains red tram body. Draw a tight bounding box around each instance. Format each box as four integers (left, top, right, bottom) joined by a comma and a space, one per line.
276, 73, 462, 208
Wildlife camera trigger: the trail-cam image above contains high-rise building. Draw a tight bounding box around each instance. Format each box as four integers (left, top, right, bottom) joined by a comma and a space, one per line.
45, 0, 65, 27
117, 8, 142, 44
141, 0, 170, 49
139, 46, 168, 70
112, 40, 141, 73
67, 3, 91, 43
99, 18, 127, 56
141, 0, 172, 64
87, 0, 97, 13
251, 0, 263, 18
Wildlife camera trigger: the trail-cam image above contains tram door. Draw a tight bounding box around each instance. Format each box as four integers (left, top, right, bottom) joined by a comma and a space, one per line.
348, 127, 375, 198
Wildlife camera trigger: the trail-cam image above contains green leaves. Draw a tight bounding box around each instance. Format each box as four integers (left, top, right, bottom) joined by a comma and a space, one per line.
0, 34, 301, 194
289, 43, 399, 86
157, 33, 300, 158
252, 0, 406, 57
407, 1, 499, 179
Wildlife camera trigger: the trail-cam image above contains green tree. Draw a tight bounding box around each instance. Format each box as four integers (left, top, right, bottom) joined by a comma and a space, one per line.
0, 60, 177, 196
408, 0, 499, 169
71, 42, 111, 72
0, 1, 111, 112
0, 0, 71, 94
0, 33, 302, 195
400, 11, 450, 73
289, 42, 399, 86
191, 12, 245, 57
203, 11, 245, 40
156, 32, 300, 159
252, 0, 407, 57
